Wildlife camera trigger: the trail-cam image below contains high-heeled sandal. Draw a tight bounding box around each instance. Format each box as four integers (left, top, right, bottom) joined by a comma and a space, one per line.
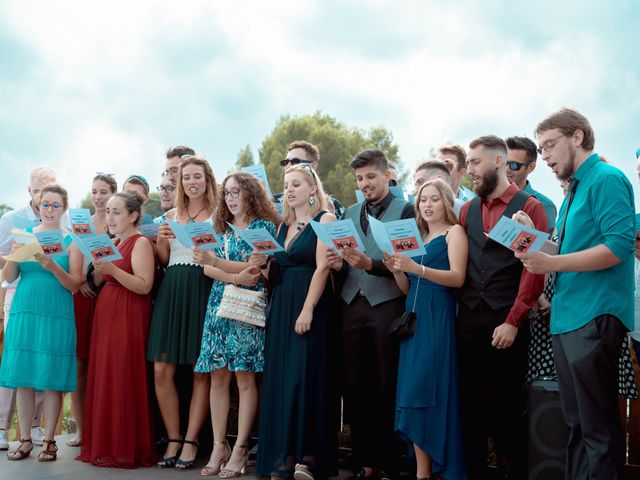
37, 439, 58, 462
200, 439, 231, 476
175, 439, 199, 470
219, 444, 249, 478
156, 438, 183, 468
7, 438, 33, 461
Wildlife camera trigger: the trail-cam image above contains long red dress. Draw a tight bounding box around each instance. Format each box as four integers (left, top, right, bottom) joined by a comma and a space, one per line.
73, 284, 97, 358
77, 234, 156, 468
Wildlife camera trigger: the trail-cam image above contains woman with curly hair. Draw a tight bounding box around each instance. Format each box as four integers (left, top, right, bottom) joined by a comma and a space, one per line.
193, 172, 280, 477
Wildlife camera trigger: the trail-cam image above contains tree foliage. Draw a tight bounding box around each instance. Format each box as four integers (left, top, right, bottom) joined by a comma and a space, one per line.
0, 204, 12, 218
258, 112, 402, 206
235, 145, 255, 169
77, 192, 164, 219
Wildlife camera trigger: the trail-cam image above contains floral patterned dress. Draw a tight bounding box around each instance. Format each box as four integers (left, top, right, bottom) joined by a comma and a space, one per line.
194, 218, 276, 373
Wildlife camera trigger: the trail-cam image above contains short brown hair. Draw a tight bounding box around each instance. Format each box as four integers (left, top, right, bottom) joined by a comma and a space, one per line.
288, 140, 320, 164
166, 145, 195, 159
535, 107, 595, 151
41, 184, 69, 209
416, 160, 451, 179
437, 144, 467, 169
469, 135, 508, 157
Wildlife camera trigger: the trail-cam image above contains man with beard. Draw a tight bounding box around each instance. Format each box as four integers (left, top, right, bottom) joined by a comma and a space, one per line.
516, 109, 634, 479
457, 135, 547, 479
327, 149, 413, 480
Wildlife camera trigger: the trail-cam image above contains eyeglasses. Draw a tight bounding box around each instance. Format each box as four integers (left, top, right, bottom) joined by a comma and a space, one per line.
506, 161, 529, 171
157, 185, 176, 193
280, 157, 312, 167
164, 167, 180, 176
41, 202, 63, 210
536, 134, 566, 155
223, 188, 241, 198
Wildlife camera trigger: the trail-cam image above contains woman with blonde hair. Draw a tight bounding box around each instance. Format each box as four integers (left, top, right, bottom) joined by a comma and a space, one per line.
257, 165, 339, 480
147, 155, 218, 469
383, 179, 468, 480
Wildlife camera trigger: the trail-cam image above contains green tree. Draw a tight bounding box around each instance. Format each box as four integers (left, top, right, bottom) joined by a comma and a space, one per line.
78, 192, 94, 213
258, 112, 402, 206
235, 145, 255, 169
0, 204, 12, 218
145, 192, 163, 219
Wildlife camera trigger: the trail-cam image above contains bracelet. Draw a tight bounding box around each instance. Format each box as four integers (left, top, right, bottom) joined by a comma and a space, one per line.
233, 274, 238, 286
421, 265, 426, 278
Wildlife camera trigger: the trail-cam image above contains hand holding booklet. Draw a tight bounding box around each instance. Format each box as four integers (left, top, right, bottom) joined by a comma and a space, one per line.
309, 218, 365, 254
167, 219, 220, 250
228, 223, 284, 254
487, 216, 555, 254
68, 208, 95, 235
368, 216, 425, 258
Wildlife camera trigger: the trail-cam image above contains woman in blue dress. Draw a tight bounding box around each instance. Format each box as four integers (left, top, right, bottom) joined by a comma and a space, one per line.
383, 179, 468, 480
257, 165, 338, 480
1, 184, 82, 462
193, 172, 280, 477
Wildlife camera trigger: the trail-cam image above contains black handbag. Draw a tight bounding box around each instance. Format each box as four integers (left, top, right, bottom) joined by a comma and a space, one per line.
388, 255, 423, 339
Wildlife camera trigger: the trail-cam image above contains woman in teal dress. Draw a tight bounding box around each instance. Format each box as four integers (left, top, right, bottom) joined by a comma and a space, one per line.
0, 184, 82, 462
384, 179, 468, 480
193, 172, 280, 477
257, 165, 338, 480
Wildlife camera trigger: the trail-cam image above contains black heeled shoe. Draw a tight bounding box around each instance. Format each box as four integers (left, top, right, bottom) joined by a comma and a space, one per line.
156, 438, 183, 468
175, 439, 199, 470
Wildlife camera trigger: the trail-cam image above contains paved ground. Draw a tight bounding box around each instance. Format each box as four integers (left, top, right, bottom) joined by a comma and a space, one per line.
0, 434, 265, 480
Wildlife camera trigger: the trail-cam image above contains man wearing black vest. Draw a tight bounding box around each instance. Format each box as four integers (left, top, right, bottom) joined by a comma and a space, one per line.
457, 136, 547, 480
327, 149, 414, 480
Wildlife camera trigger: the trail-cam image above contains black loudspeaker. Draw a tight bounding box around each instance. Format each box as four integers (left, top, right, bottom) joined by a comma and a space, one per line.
527, 380, 569, 480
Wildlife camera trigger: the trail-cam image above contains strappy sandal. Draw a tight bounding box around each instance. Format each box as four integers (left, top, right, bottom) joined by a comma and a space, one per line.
37, 439, 58, 462
7, 438, 33, 460
66, 436, 83, 447
175, 439, 199, 470
200, 439, 231, 476
219, 444, 249, 478
156, 437, 183, 468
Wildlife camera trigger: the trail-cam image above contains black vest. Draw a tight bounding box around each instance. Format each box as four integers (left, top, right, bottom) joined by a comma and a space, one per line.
460, 190, 530, 310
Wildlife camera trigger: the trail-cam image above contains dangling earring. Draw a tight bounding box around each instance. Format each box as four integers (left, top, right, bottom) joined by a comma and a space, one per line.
308, 195, 315, 206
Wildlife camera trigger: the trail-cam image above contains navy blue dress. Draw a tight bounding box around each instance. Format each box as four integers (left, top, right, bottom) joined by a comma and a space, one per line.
395, 234, 467, 479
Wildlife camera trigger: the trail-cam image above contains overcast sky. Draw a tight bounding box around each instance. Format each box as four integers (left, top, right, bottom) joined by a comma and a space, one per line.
1, 0, 639, 211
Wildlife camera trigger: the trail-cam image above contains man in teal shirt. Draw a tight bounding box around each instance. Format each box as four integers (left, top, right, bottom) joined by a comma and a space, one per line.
516, 108, 634, 480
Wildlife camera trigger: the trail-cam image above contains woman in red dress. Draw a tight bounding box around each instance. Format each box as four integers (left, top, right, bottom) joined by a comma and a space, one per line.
69, 173, 117, 448
77, 192, 156, 468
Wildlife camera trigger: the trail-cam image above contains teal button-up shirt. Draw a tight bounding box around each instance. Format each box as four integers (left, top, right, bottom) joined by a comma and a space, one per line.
551, 153, 635, 334
524, 181, 557, 234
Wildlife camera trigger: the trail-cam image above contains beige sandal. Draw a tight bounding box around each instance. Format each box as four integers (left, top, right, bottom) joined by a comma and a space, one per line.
200, 439, 231, 476
219, 444, 249, 478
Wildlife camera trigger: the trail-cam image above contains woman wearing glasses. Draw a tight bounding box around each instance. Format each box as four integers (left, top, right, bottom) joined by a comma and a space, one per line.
1, 184, 82, 462
147, 156, 218, 469
192, 172, 280, 477
69, 173, 117, 449
257, 165, 338, 480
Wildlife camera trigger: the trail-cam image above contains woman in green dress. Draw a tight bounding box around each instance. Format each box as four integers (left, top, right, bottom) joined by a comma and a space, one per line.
257, 165, 339, 480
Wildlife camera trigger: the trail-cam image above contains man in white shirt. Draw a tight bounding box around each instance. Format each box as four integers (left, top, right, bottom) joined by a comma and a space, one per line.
0, 167, 60, 449
435, 144, 476, 203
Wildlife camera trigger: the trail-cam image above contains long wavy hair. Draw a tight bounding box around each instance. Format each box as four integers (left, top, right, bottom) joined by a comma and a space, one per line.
215, 172, 281, 233
175, 156, 218, 219
415, 179, 458, 236
282, 164, 328, 225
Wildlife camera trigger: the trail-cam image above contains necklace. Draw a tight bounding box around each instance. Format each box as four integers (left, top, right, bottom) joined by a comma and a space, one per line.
296, 221, 306, 232
186, 206, 205, 223
425, 224, 450, 243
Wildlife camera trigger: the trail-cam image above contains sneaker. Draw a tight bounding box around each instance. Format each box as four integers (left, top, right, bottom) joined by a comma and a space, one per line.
0, 429, 8, 450
30, 427, 44, 446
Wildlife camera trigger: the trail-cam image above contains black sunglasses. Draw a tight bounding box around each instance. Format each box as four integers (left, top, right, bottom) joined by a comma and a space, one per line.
280, 157, 312, 167
506, 161, 529, 171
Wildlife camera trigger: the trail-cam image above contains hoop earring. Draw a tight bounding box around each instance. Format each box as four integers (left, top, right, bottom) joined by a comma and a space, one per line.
308, 195, 315, 206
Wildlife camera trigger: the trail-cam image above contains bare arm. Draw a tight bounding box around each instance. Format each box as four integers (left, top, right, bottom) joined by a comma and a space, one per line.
95, 237, 155, 295
295, 212, 336, 335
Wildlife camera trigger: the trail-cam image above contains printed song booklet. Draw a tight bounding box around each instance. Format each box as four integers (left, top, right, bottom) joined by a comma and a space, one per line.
309, 218, 365, 254
139, 223, 160, 246
487, 216, 550, 253
242, 164, 274, 199
68, 208, 95, 235
228, 223, 284, 254
33, 230, 67, 257
167, 219, 220, 250
368, 216, 425, 257
73, 234, 123, 262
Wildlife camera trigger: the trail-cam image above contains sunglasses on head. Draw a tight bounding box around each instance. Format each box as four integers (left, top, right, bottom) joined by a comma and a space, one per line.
506, 161, 529, 171
280, 157, 312, 167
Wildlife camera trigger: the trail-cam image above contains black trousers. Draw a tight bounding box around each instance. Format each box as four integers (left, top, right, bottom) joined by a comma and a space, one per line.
552, 315, 626, 480
457, 302, 530, 480
340, 295, 404, 472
